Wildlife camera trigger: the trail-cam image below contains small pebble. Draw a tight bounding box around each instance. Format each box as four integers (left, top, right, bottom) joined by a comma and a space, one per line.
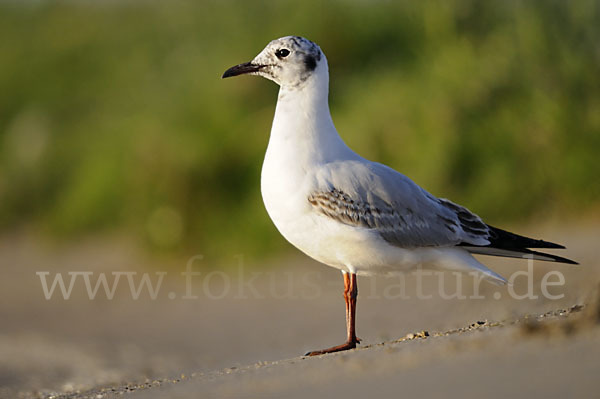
62, 383, 74, 392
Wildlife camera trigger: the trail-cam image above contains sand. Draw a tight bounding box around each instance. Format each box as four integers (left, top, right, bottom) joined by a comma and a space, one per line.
2, 223, 599, 399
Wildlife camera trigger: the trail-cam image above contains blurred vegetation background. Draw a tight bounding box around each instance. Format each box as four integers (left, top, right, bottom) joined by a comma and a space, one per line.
0, 0, 598, 262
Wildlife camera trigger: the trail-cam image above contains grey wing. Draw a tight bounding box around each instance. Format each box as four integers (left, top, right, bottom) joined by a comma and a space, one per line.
308, 160, 491, 248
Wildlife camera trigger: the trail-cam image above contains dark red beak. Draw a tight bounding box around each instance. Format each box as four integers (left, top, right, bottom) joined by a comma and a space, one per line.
222, 62, 264, 78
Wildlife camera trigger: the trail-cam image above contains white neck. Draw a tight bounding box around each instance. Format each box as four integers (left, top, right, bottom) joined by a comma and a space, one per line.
265, 62, 355, 167
260, 59, 358, 227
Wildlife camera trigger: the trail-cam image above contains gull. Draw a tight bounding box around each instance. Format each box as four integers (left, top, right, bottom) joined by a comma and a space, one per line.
222, 36, 577, 356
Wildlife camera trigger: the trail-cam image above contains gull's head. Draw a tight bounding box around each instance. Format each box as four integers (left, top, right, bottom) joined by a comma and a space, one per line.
222, 36, 326, 89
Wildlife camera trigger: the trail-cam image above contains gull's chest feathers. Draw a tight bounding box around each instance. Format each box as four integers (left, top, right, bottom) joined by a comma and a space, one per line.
260, 88, 355, 234
260, 115, 316, 230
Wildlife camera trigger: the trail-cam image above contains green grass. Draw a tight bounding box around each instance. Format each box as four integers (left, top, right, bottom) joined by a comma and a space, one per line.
0, 0, 598, 261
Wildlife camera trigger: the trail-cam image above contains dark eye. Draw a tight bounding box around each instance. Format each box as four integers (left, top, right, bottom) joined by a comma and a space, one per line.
275, 48, 290, 58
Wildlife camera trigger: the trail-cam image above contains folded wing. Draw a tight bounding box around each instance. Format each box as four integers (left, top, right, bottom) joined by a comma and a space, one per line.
309, 160, 576, 265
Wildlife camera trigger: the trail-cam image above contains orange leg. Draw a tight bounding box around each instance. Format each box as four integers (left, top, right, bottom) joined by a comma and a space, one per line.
305, 272, 361, 356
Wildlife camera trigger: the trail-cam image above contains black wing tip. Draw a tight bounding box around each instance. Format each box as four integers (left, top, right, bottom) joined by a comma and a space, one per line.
486, 225, 567, 249
528, 250, 579, 265
552, 254, 579, 265
461, 225, 578, 264
535, 240, 566, 249
463, 246, 579, 265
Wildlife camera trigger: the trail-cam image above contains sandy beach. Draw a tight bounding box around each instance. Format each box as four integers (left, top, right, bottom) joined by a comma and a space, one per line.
2, 222, 599, 399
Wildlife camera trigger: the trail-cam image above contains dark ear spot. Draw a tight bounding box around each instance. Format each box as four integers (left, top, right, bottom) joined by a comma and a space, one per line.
304, 55, 317, 72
